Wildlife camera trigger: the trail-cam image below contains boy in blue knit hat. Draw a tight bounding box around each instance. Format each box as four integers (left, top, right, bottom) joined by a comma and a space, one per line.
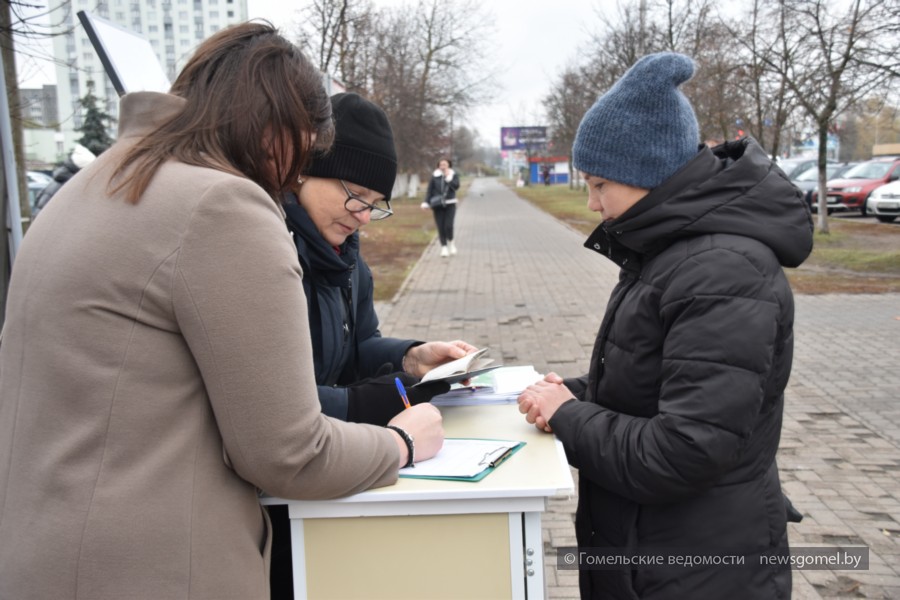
518, 52, 812, 599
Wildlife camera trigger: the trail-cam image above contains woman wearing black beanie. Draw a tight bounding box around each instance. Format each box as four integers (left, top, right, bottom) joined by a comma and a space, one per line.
283, 92, 475, 424
270, 92, 477, 598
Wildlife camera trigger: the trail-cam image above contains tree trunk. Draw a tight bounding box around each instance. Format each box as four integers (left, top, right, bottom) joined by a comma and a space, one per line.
816, 125, 830, 234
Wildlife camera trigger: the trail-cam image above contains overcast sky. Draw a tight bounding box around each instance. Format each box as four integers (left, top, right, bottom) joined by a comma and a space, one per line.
17, 0, 601, 148
245, 0, 600, 147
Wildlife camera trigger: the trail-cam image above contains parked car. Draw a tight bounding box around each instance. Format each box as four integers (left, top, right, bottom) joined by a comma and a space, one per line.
26, 170, 53, 187
865, 181, 900, 223
798, 162, 858, 213
23, 171, 54, 218
776, 156, 835, 180
26, 180, 45, 216
824, 157, 900, 216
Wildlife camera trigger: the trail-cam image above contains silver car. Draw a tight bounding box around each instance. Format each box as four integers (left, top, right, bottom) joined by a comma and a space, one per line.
866, 181, 900, 223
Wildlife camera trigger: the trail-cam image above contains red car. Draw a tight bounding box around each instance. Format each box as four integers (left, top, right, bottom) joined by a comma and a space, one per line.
824, 157, 900, 216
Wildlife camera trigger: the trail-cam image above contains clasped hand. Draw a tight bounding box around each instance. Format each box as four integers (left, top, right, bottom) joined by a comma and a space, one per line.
517, 372, 572, 433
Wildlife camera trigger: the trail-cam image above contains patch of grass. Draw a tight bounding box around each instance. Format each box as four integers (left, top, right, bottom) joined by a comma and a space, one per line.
788, 219, 900, 293
807, 222, 900, 272
812, 247, 899, 272
511, 182, 597, 236
786, 271, 900, 294
512, 180, 900, 295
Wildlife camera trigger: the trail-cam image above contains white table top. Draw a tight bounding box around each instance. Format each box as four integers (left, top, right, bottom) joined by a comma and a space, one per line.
262, 404, 574, 506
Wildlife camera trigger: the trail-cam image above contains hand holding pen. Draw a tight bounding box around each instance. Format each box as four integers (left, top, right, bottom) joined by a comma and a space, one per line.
387, 401, 445, 467
345, 372, 448, 426
395, 377, 411, 409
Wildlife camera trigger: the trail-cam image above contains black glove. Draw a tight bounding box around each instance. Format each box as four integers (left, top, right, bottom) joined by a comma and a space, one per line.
346, 372, 450, 426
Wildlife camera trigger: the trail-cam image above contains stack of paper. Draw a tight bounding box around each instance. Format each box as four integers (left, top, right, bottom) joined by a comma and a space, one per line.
431, 366, 543, 407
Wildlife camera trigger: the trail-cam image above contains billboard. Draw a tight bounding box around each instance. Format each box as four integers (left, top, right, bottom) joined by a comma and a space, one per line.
500, 126, 547, 150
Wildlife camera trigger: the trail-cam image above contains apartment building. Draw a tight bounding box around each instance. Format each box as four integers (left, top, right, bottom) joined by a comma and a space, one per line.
51, 0, 248, 151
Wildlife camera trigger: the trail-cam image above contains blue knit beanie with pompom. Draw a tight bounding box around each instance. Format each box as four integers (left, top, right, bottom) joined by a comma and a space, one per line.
572, 52, 700, 189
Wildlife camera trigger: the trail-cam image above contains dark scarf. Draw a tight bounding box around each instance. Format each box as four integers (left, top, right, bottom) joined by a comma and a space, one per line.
283, 193, 359, 288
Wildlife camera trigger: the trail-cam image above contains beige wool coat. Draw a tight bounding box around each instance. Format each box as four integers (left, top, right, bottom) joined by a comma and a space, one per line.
0, 92, 399, 599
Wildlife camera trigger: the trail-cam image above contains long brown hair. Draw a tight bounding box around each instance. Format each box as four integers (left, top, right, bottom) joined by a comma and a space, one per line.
111, 21, 334, 202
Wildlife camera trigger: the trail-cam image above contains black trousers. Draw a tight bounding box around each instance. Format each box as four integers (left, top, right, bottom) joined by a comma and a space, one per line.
432, 203, 457, 245
268, 505, 294, 600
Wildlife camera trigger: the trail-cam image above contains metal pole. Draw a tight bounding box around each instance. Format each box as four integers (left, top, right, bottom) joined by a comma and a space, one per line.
0, 47, 24, 266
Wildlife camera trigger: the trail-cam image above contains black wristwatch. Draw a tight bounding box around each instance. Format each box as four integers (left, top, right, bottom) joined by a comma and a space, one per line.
386, 425, 415, 468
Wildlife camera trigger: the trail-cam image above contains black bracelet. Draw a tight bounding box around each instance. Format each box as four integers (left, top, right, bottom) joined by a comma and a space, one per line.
386, 425, 415, 468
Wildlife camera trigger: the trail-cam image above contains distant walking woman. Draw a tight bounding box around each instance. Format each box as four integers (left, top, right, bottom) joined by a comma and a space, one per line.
422, 157, 460, 257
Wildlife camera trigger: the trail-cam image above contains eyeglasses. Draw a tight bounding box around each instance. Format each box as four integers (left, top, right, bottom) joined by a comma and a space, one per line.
338, 179, 393, 221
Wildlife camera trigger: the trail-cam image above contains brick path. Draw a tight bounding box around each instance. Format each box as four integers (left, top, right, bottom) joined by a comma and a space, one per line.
377, 177, 900, 599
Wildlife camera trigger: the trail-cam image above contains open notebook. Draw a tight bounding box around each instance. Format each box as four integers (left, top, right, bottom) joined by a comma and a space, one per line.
414, 348, 501, 386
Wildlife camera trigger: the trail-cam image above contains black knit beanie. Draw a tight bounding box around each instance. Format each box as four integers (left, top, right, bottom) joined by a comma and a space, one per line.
305, 92, 398, 200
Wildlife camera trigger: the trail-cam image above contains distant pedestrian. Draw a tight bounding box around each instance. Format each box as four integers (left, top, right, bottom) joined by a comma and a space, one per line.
518, 52, 812, 599
31, 143, 95, 218
541, 163, 551, 185
421, 157, 460, 257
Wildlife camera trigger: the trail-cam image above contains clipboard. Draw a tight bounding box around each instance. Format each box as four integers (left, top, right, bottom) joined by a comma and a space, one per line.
399, 438, 526, 482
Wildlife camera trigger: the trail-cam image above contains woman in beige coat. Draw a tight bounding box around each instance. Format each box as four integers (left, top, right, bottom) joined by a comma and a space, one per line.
0, 22, 442, 600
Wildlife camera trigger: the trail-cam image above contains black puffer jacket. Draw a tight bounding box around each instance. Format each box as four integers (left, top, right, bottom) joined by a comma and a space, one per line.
551, 138, 813, 599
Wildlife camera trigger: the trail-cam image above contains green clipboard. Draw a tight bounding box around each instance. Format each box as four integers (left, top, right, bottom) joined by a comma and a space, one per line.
399, 438, 526, 482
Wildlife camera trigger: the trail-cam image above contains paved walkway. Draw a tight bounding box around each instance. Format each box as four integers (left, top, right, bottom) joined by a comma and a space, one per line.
377, 177, 900, 599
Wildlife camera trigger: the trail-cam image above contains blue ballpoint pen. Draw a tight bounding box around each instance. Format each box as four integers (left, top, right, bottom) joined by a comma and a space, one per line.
394, 377, 411, 409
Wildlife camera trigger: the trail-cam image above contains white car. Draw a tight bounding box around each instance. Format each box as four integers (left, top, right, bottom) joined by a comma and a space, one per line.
27, 171, 53, 186
866, 181, 900, 223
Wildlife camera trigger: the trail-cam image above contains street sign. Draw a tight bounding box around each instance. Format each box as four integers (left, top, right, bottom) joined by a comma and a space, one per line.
500, 126, 547, 150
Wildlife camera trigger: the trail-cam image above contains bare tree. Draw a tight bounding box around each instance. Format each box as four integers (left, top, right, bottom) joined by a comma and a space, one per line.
583, 1, 653, 88
747, 0, 900, 233
720, 0, 797, 156
546, 0, 898, 234
369, 8, 439, 173
297, 0, 378, 92
543, 65, 596, 188
580, 0, 752, 143
2, 0, 75, 232
403, 0, 496, 172
451, 124, 475, 169
295, 0, 498, 178
849, 95, 900, 158
683, 18, 753, 145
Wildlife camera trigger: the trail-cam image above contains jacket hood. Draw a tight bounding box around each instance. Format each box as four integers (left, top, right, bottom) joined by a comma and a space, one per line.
588, 138, 814, 268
